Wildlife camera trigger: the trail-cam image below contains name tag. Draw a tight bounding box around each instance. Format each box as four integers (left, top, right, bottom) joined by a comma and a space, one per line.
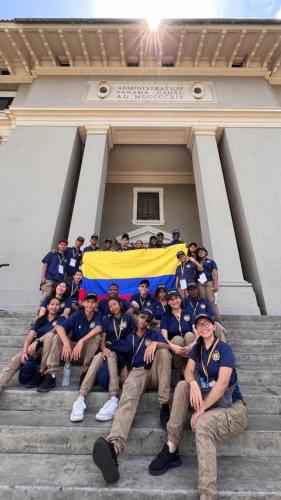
70, 258, 76, 267
198, 272, 207, 284
58, 264, 64, 274
180, 279, 187, 290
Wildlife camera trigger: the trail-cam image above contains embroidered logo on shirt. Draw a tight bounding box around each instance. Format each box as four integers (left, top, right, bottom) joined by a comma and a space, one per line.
90, 321, 96, 328
212, 351, 220, 361
184, 314, 190, 322
122, 321, 127, 328
200, 304, 206, 310
146, 301, 151, 306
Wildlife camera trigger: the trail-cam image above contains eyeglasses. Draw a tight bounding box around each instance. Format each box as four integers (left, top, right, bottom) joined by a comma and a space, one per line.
140, 284, 148, 288
196, 321, 212, 330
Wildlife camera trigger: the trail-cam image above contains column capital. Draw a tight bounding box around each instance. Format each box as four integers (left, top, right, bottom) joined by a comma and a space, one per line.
79, 125, 113, 149
187, 125, 223, 150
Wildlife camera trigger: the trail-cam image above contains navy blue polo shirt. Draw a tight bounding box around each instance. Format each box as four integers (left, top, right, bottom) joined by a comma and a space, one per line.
98, 298, 132, 317
175, 262, 197, 284
41, 295, 73, 315
65, 246, 83, 276
83, 245, 100, 253
160, 310, 193, 340
42, 252, 66, 281
130, 293, 155, 309
67, 281, 81, 300
125, 329, 167, 368
102, 313, 135, 343
61, 310, 102, 342
153, 300, 168, 321
199, 259, 218, 282
189, 338, 242, 402
31, 317, 59, 339
182, 296, 214, 324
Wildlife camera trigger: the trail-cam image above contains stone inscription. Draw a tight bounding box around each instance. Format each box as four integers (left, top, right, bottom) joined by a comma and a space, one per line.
115, 84, 184, 101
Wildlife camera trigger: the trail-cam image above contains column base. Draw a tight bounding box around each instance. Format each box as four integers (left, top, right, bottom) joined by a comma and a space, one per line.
217, 282, 260, 315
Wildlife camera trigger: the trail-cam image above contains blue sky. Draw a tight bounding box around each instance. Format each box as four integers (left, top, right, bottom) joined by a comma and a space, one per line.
1, 0, 281, 20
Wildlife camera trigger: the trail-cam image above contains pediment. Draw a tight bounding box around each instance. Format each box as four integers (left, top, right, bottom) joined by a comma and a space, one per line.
116, 226, 173, 244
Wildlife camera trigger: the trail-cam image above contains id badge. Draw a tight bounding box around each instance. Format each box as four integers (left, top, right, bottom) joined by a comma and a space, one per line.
58, 264, 64, 274
180, 279, 187, 290
70, 258, 76, 267
198, 272, 207, 284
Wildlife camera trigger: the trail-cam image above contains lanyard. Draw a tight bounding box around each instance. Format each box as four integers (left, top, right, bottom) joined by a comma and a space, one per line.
131, 332, 146, 367
180, 264, 185, 277
139, 296, 147, 308
201, 337, 220, 382
113, 317, 124, 340
72, 248, 79, 258
172, 312, 183, 337
58, 254, 65, 265
189, 300, 199, 316
71, 282, 79, 297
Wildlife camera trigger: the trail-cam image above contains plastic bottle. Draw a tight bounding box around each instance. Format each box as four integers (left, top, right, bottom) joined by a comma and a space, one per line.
62, 361, 71, 386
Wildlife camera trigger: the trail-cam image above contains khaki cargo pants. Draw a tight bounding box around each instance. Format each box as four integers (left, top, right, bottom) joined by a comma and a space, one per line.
0, 330, 56, 393
198, 282, 221, 321
167, 380, 248, 500
45, 334, 101, 375
80, 351, 119, 397
170, 332, 195, 372
107, 348, 172, 453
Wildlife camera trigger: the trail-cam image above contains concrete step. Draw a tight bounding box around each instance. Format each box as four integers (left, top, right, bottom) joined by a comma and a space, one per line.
223, 315, 281, 322
0, 453, 281, 500
0, 410, 280, 457
227, 329, 281, 339
1, 386, 280, 414
224, 321, 281, 330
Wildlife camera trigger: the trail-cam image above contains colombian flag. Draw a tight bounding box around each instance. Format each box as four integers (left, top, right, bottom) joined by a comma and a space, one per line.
81, 244, 186, 300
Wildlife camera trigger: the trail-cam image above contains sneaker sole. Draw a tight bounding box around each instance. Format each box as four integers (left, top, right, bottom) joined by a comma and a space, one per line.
93, 437, 120, 484
70, 415, 84, 422
148, 457, 182, 476
95, 413, 115, 421
36, 384, 56, 393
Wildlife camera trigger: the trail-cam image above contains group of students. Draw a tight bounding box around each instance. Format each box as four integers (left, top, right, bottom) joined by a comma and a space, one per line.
0, 231, 248, 500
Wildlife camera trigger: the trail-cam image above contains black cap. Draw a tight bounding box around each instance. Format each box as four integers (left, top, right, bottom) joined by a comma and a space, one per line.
85, 292, 98, 301
140, 308, 154, 321
149, 235, 157, 240
194, 313, 214, 325
167, 289, 181, 298
172, 229, 180, 235
197, 246, 208, 254
91, 234, 99, 239
105, 238, 112, 244
186, 282, 198, 289
77, 236, 85, 243
139, 279, 150, 287
121, 233, 129, 239
157, 232, 164, 237
176, 250, 185, 258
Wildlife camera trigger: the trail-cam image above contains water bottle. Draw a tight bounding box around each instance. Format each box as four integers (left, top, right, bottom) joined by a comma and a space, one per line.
214, 292, 218, 305
62, 361, 71, 386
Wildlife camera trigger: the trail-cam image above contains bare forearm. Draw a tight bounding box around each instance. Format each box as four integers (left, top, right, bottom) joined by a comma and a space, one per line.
203, 381, 228, 410
22, 331, 35, 352
80, 326, 102, 344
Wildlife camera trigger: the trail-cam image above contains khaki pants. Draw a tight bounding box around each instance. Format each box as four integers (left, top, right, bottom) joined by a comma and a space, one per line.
45, 334, 100, 375
198, 282, 221, 321
40, 280, 57, 302
167, 380, 248, 500
170, 332, 195, 372
107, 348, 172, 453
80, 351, 120, 397
0, 330, 56, 393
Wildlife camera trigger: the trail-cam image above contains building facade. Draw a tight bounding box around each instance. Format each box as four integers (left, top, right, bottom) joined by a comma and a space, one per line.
0, 18, 281, 314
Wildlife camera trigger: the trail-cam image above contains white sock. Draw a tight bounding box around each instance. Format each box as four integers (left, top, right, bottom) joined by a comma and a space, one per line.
111, 396, 119, 403
77, 395, 85, 401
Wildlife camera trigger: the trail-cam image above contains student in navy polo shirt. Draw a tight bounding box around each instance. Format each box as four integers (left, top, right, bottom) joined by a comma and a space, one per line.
149, 313, 247, 500
156, 232, 165, 248
197, 246, 221, 321
183, 282, 226, 341
70, 297, 135, 422
39, 281, 72, 318
92, 308, 171, 484
117, 233, 132, 252
41, 238, 68, 301
98, 283, 133, 318
161, 290, 197, 373
103, 239, 114, 251
152, 283, 168, 328
65, 236, 84, 284
83, 234, 100, 253
0, 297, 61, 394
165, 229, 183, 247
67, 270, 83, 311
175, 250, 203, 299
131, 279, 155, 312
37, 292, 102, 392
186, 241, 198, 259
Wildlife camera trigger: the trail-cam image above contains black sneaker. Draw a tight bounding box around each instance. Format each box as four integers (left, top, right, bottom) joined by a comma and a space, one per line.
26, 371, 45, 388
37, 373, 56, 393
148, 444, 182, 476
78, 371, 87, 388
93, 437, 120, 484
160, 403, 170, 430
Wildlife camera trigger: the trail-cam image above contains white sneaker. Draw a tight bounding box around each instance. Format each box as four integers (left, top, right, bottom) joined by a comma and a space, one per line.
70, 397, 87, 422
96, 396, 119, 421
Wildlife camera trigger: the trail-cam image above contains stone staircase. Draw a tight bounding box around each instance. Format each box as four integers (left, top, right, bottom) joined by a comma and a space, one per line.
0, 312, 281, 499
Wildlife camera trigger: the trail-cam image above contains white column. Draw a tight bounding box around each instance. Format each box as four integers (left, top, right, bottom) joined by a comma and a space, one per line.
69, 129, 110, 243
191, 127, 259, 315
